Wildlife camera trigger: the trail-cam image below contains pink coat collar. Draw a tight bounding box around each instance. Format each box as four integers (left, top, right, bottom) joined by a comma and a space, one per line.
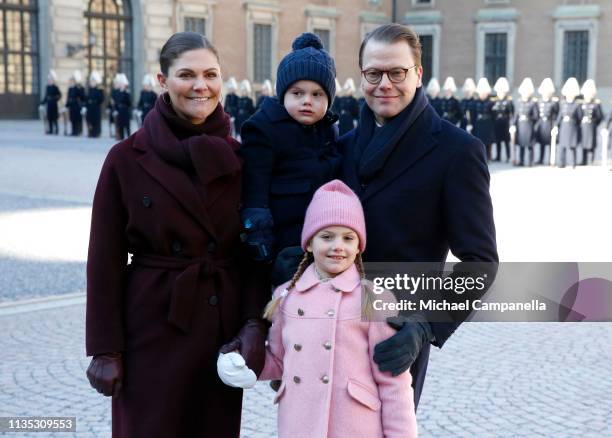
294, 263, 361, 293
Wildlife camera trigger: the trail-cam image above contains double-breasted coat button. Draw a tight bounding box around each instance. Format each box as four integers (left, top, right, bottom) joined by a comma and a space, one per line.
208, 295, 218, 306
142, 196, 152, 208
321, 375, 330, 384
294, 344, 302, 351
297, 308, 305, 316
172, 241, 182, 254
207, 241, 217, 253
293, 376, 301, 384
327, 309, 335, 317
323, 341, 332, 350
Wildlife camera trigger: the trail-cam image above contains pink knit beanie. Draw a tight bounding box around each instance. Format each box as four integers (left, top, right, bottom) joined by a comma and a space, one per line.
301, 179, 366, 252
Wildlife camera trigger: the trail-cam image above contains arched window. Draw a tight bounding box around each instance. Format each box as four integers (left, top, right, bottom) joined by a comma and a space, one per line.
85, 0, 132, 92
0, 0, 39, 118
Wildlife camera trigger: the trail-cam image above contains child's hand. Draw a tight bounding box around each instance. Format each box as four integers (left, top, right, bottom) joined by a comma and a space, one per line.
217, 352, 257, 389
241, 207, 275, 262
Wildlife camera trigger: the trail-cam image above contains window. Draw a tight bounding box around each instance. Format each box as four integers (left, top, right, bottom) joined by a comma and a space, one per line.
184, 17, 206, 35
413, 0, 433, 5
420, 34, 433, 86
563, 30, 588, 84
313, 28, 330, 52
253, 23, 272, 83
484, 33, 507, 84
85, 0, 133, 93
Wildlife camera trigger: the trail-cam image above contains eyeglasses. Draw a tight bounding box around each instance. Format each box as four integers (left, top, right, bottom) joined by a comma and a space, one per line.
361, 66, 419, 85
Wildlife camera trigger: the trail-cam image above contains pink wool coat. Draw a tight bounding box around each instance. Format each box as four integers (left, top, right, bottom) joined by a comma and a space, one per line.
260, 263, 418, 438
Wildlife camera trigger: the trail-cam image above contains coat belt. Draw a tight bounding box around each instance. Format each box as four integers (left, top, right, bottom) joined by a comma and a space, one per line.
131, 253, 235, 333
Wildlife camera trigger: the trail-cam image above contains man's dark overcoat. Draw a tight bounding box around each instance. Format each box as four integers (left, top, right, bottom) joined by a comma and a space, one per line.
340, 87, 498, 408
86, 100, 268, 438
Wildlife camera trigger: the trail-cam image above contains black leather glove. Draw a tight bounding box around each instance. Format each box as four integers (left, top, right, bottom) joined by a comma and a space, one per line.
271, 246, 304, 287
241, 208, 275, 262
86, 352, 123, 397
219, 318, 269, 377
373, 314, 434, 377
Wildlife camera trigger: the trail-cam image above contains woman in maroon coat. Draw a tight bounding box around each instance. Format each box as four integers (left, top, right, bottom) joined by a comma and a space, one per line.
85, 32, 269, 437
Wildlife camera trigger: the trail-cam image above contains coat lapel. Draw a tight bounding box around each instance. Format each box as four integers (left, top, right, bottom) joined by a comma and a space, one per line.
361, 105, 441, 202
133, 131, 218, 238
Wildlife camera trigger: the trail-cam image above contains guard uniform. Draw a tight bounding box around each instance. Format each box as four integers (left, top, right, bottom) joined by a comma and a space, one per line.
579, 100, 604, 165
535, 98, 559, 164
556, 100, 583, 168
492, 96, 514, 161
472, 97, 495, 160
513, 99, 538, 166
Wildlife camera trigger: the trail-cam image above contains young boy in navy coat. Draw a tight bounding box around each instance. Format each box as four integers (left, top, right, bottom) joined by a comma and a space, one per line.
240, 33, 341, 286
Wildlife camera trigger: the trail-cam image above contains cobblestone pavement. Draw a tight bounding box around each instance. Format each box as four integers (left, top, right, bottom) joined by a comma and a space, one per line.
1, 121, 612, 437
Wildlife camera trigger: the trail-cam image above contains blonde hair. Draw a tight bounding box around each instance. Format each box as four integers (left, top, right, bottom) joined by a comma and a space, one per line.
262, 252, 377, 321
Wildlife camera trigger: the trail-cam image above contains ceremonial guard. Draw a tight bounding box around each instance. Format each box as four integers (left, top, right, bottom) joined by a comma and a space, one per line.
426, 77, 443, 117
331, 78, 343, 115
492, 77, 514, 162
460, 77, 477, 132
472, 78, 495, 161
66, 70, 86, 136
339, 78, 359, 135
440, 76, 462, 126
579, 79, 604, 166
224, 77, 240, 136
535, 78, 559, 165
235, 79, 255, 135
110, 73, 132, 140
85, 71, 105, 138
511, 78, 538, 166
136, 74, 157, 125
41, 70, 61, 135
256, 79, 274, 112
554, 77, 582, 168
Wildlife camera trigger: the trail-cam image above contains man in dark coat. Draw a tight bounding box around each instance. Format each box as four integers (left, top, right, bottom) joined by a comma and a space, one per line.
86, 71, 105, 138
340, 24, 498, 409
66, 71, 86, 136
42, 71, 61, 135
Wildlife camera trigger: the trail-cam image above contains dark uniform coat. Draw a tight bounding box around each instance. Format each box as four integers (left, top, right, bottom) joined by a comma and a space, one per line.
440, 96, 462, 126
340, 87, 498, 408
460, 97, 477, 130
339, 95, 360, 136
86, 87, 105, 137
42, 84, 61, 121
580, 100, 604, 151
86, 99, 268, 438
492, 96, 514, 144
428, 96, 443, 117
556, 100, 583, 149
224, 92, 239, 117
66, 84, 86, 135
112, 89, 132, 127
240, 96, 341, 251
137, 89, 157, 122
235, 95, 255, 134
513, 99, 538, 148
472, 97, 495, 146
535, 99, 559, 146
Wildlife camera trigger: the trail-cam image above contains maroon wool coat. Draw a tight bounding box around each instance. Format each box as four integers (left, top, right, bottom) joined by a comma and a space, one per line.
86, 122, 268, 437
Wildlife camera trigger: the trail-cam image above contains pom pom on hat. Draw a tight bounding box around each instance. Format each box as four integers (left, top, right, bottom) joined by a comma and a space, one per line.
292, 33, 324, 51
301, 180, 366, 252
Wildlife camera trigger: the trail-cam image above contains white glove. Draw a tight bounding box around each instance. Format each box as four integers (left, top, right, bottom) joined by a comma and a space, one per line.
217, 352, 257, 389
509, 125, 516, 135
466, 124, 473, 133
551, 126, 559, 136
81, 107, 87, 116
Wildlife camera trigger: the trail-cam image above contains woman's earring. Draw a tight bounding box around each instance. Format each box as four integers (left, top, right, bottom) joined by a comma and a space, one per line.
162, 93, 171, 105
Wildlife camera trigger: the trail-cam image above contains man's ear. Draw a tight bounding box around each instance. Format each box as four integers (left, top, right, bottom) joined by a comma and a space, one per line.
416, 66, 424, 88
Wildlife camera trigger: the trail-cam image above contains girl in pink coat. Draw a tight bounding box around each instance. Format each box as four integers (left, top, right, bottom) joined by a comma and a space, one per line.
259, 179, 417, 438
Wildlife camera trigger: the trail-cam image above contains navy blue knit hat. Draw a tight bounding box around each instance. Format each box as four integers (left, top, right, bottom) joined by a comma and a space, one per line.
276, 33, 336, 105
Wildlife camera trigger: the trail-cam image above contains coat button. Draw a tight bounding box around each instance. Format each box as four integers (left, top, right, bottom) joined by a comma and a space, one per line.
293, 376, 301, 384
172, 241, 182, 254
207, 241, 217, 253
297, 308, 305, 316
294, 343, 302, 351
327, 309, 335, 317
323, 341, 332, 350
321, 375, 329, 384
142, 196, 152, 208
208, 295, 218, 306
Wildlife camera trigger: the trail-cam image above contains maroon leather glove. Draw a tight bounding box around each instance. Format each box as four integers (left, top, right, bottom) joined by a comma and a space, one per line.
86, 352, 123, 397
219, 318, 269, 377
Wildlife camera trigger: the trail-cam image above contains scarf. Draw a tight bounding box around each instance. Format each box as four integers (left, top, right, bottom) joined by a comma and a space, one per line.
143, 93, 241, 183
355, 86, 429, 182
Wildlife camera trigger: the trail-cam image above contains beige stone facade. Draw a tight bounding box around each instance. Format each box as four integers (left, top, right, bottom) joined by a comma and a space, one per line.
3, 0, 611, 118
